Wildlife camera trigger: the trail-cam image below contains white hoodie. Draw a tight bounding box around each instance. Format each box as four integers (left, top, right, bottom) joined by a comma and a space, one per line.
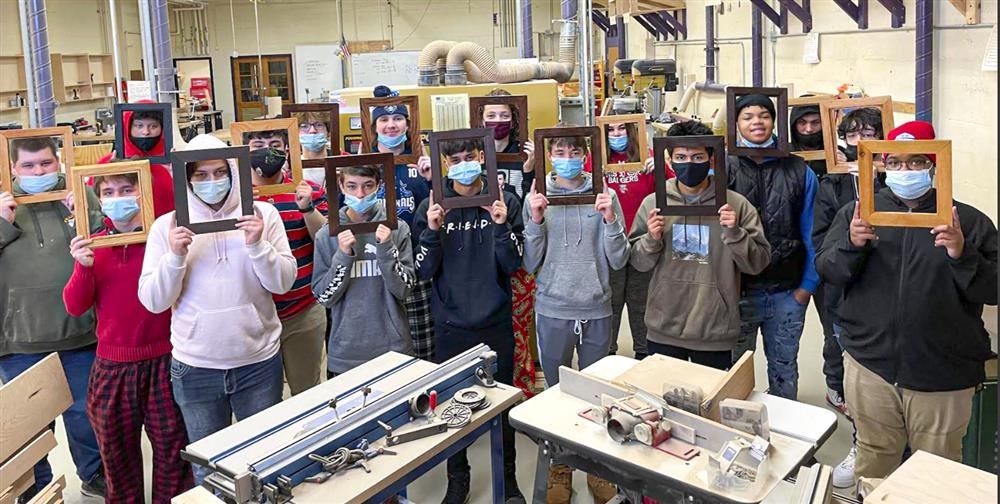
138, 134, 296, 369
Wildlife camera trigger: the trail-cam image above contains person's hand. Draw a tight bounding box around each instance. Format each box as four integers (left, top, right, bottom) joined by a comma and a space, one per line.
426, 190, 446, 231
62, 192, 75, 212
0, 191, 16, 224
408, 155, 432, 181
642, 157, 655, 174
375, 224, 391, 243
69, 235, 95, 267
235, 206, 265, 245
595, 187, 615, 224
482, 197, 507, 225
836, 149, 847, 163
793, 288, 811, 306
526, 180, 548, 225
294, 181, 314, 211
932, 206, 965, 259
849, 201, 877, 248
522, 140, 535, 173
646, 207, 665, 241
337, 229, 356, 254
718, 203, 737, 229
168, 216, 195, 256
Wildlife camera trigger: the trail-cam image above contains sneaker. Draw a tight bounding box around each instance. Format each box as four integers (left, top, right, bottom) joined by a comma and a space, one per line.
826, 388, 851, 418
832, 446, 857, 488
545, 464, 573, 504
15, 485, 40, 504
586, 473, 618, 503
441, 471, 470, 504
80, 473, 107, 499
504, 475, 526, 504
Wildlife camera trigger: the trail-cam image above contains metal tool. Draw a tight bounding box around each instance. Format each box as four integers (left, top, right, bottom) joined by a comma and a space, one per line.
409, 392, 432, 418
476, 351, 498, 387
428, 390, 438, 417
440, 404, 473, 428
379, 420, 448, 446
303, 439, 397, 483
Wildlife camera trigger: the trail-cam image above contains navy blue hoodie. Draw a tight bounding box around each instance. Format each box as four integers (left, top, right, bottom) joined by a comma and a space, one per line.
412, 177, 524, 330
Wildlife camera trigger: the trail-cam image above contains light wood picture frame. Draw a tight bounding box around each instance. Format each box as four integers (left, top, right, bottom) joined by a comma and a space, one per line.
820, 96, 895, 174
652, 135, 727, 217
0, 127, 75, 204
532, 126, 604, 206
359, 95, 422, 166
596, 113, 648, 173
725, 86, 790, 158
429, 128, 501, 210
324, 152, 398, 235
858, 139, 952, 228
469, 95, 529, 163
72, 160, 155, 248
113, 102, 173, 164
170, 146, 255, 234
787, 95, 836, 161
231, 117, 303, 197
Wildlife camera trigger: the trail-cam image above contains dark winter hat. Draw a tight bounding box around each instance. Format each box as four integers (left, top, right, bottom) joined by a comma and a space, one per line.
371, 85, 408, 121
735, 94, 776, 118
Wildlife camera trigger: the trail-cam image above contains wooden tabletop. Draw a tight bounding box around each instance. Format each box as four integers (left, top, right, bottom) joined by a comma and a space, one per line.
864, 450, 997, 503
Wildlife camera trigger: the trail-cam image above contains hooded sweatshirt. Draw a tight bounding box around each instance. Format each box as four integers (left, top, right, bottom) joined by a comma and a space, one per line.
629, 178, 771, 350
138, 134, 296, 370
312, 204, 415, 373
97, 99, 175, 216
522, 172, 629, 320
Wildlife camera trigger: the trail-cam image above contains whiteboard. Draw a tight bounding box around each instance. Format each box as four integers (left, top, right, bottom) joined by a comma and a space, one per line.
294, 44, 344, 102
350, 51, 420, 88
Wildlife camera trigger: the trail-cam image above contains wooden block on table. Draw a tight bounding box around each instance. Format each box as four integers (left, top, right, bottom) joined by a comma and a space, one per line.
26, 475, 63, 504
0, 470, 34, 504
0, 430, 57, 489
864, 450, 997, 503
171, 486, 225, 504
0, 354, 71, 463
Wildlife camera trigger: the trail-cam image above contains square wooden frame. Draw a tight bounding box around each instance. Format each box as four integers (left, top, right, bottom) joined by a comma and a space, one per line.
596, 113, 649, 173
726, 86, 790, 158
787, 95, 837, 161
324, 152, 398, 235
170, 146, 254, 234
653, 135, 728, 216
283, 103, 341, 171
532, 126, 604, 205
858, 140, 952, 228
231, 117, 303, 196
0, 126, 75, 204
429, 128, 501, 210
820, 96, 895, 174
113, 102, 173, 164
359, 95, 422, 165
469, 95, 529, 163
71, 160, 155, 248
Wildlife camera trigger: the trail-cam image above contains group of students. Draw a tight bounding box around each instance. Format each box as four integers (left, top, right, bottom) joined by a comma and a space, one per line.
0, 85, 995, 504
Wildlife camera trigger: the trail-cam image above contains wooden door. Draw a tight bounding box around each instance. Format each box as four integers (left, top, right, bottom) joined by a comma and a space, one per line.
230, 54, 294, 122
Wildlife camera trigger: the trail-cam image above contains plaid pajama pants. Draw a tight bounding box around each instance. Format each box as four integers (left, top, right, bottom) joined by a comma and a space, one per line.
87, 354, 193, 503
406, 278, 435, 360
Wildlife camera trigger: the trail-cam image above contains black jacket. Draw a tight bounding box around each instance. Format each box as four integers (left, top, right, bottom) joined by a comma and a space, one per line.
816, 189, 997, 391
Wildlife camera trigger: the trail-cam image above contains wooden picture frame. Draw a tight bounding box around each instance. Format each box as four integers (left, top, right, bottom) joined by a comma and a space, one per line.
532, 126, 604, 205
858, 140, 952, 228
469, 95, 529, 163
653, 135, 728, 216
787, 95, 836, 161
231, 117, 303, 196
113, 102, 173, 164
429, 128, 500, 209
71, 160, 155, 248
726, 86, 790, 158
820, 96, 894, 174
596, 113, 649, 173
359, 95, 422, 165
284, 102, 341, 166
0, 127, 75, 204
324, 153, 398, 235
170, 146, 254, 234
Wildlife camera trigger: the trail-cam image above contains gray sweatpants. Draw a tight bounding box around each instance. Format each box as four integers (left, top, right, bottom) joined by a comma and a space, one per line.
536, 314, 613, 388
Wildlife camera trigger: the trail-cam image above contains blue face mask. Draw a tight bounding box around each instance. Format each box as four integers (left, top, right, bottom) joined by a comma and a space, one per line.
608, 134, 629, 152
738, 134, 778, 149
447, 160, 482, 186
101, 196, 141, 223
377, 132, 407, 149
18, 172, 59, 194
551, 157, 584, 179
300, 133, 328, 153
191, 178, 231, 205
344, 192, 378, 214
885, 169, 932, 200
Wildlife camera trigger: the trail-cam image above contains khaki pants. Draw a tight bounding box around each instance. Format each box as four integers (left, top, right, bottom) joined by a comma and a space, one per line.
843, 352, 974, 480
279, 303, 326, 395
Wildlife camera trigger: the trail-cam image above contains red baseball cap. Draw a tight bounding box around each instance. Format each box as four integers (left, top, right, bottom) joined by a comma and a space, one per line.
886, 121, 936, 163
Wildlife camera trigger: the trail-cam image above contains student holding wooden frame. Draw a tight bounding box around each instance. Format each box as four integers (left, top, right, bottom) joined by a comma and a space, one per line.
428, 128, 500, 210
71, 160, 155, 248
788, 95, 835, 175
232, 117, 304, 197
285, 103, 340, 186
0, 126, 75, 204
113, 101, 173, 164
820, 96, 894, 174
470, 90, 532, 198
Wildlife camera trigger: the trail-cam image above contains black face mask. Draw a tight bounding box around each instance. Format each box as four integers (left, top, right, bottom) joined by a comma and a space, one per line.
673, 161, 712, 188
843, 144, 858, 162
130, 135, 159, 153
251, 148, 287, 178
795, 131, 824, 150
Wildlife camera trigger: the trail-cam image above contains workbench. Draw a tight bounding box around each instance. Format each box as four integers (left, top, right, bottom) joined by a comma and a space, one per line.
510, 355, 838, 503
863, 450, 997, 503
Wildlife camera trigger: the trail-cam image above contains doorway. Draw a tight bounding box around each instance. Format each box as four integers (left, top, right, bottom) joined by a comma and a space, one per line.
174, 57, 216, 112
230, 54, 294, 122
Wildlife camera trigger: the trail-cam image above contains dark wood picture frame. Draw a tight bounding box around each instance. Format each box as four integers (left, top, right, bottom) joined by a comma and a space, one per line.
858, 139, 952, 228
113, 102, 173, 164
596, 113, 649, 173
787, 95, 836, 161
726, 86, 789, 158
72, 160, 155, 248
324, 152, 398, 235
359, 95, 422, 165
820, 96, 895, 174
532, 126, 604, 205
283, 102, 341, 163
469, 95, 529, 163
170, 146, 254, 234
231, 117, 303, 196
0, 126, 75, 204
653, 135, 728, 216
429, 128, 500, 210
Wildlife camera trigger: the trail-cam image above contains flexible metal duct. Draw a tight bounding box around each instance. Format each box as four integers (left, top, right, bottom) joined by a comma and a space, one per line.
151, 0, 177, 96
26, 0, 56, 127
417, 40, 457, 86
441, 21, 576, 86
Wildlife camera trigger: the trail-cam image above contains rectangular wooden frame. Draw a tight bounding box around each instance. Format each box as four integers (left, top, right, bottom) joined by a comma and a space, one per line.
170, 146, 254, 234
231, 117, 303, 196
283, 103, 341, 171
324, 153, 398, 235
113, 102, 173, 164
71, 160, 155, 248
858, 139, 952, 228
787, 95, 837, 161
469, 95, 529, 163
596, 113, 649, 173
429, 128, 501, 210
652, 135, 727, 216
359, 95, 422, 165
820, 96, 894, 174
532, 126, 604, 205
0, 127, 75, 204
726, 86, 790, 158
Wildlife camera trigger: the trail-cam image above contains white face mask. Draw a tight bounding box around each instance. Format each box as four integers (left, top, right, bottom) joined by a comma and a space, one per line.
302, 167, 326, 187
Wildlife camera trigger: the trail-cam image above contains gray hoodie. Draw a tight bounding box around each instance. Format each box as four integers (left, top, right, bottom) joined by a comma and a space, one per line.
312, 204, 415, 373
522, 171, 629, 319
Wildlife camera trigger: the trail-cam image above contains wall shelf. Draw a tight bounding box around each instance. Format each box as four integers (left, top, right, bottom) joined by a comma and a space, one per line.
0, 53, 114, 115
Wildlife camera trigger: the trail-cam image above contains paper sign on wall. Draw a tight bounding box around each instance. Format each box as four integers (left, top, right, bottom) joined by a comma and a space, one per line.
126, 81, 152, 102
803, 32, 820, 65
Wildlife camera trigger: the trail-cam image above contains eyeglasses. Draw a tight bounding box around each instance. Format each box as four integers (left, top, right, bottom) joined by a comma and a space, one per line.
299, 122, 328, 133
845, 130, 879, 141
884, 158, 933, 171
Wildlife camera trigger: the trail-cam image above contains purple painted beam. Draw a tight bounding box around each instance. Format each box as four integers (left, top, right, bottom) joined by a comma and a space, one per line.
642, 12, 675, 40
633, 14, 659, 39
778, 0, 813, 33
750, 0, 783, 26
592, 10, 611, 33
876, 0, 905, 28
832, 0, 869, 29
752, 5, 763, 87
705, 5, 716, 82
616, 16, 626, 58
659, 10, 687, 39
915, 0, 931, 121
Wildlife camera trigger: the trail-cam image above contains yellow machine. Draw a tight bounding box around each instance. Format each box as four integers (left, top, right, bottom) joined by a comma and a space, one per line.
608, 59, 679, 117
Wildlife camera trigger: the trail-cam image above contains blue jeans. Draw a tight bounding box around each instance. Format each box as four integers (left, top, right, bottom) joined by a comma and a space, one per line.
0, 346, 104, 490
733, 288, 807, 399
169, 353, 284, 483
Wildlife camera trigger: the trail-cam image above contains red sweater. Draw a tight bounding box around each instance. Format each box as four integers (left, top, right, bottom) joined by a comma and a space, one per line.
62, 224, 172, 362
603, 150, 674, 233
